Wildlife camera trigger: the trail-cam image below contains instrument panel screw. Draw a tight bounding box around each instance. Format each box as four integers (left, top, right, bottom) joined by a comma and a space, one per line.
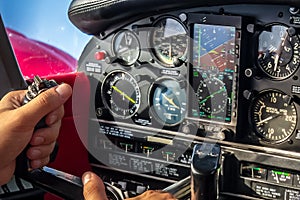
289, 7, 300, 15
179, 13, 187, 22
96, 108, 103, 117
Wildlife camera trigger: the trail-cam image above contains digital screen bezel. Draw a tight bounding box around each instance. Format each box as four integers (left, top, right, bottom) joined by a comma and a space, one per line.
187, 14, 242, 126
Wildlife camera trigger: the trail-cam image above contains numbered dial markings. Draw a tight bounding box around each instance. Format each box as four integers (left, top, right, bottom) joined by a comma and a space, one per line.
197, 77, 228, 114
258, 25, 300, 79
113, 30, 140, 66
150, 17, 188, 66
101, 71, 141, 119
150, 79, 187, 126
250, 90, 297, 143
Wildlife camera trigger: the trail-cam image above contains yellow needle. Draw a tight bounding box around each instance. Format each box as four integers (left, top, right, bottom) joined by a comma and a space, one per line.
162, 93, 180, 109
169, 43, 172, 60
209, 50, 218, 55
112, 86, 136, 104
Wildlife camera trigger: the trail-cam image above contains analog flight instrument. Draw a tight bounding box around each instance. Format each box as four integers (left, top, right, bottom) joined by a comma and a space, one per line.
257, 24, 300, 79
250, 90, 297, 143
113, 30, 140, 66
150, 78, 187, 126
150, 17, 188, 67
101, 71, 141, 119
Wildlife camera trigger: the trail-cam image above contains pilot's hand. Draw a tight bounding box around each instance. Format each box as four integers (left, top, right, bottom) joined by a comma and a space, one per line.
0, 83, 72, 185
82, 172, 108, 200
82, 172, 177, 200
125, 190, 177, 200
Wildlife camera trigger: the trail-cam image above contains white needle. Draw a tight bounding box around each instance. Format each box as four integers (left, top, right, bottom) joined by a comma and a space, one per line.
257, 116, 273, 125
273, 54, 279, 72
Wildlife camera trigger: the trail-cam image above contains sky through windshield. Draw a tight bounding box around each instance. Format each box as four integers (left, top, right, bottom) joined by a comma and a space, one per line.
0, 0, 90, 59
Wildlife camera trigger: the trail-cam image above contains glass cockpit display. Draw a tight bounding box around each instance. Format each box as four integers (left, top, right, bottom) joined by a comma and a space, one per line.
190, 24, 236, 123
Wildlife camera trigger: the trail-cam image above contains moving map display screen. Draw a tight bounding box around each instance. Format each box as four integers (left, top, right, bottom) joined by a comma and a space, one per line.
190, 23, 236, 123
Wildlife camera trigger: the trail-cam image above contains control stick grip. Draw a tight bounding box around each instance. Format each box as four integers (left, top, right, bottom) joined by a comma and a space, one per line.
191, 143, 221, 200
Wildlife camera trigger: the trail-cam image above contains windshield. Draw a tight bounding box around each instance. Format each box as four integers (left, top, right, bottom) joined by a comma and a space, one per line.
0, 0, 90, 78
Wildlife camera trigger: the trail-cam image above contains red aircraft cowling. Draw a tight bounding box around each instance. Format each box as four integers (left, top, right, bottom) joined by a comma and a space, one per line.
6, 28, 77, 79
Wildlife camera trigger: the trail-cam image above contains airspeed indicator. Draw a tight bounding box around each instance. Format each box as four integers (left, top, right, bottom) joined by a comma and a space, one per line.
250, 90, 297, 143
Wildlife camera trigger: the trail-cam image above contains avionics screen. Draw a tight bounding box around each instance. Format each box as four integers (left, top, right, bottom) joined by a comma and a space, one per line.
190, 23, 236, 123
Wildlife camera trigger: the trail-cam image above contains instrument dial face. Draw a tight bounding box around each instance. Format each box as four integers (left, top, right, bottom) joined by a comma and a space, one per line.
113, 30, 140, 66
150, 17, 188, 67
257, 25, 300, 79
101, 71, 141, 119
250, 90, 297, 143
150, 79, 187, 126
197, 77, 228, 114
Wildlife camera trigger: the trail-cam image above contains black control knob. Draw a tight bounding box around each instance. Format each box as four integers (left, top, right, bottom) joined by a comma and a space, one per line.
181, 121, 198, 134
191, 143, 221, 200
221, 128, 234, 140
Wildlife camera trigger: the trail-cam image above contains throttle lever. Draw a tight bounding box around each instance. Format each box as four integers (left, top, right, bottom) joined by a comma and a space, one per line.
23, 76, 58, 129
15, 75, 58, 176
12, 76, 85, 199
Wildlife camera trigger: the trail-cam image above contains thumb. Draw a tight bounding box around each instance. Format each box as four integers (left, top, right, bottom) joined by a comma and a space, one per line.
82, 172, 108, 200
18, 83, 72, 126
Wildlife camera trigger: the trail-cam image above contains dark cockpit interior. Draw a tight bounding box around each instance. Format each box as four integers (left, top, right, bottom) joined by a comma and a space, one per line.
2, 0, 300, 199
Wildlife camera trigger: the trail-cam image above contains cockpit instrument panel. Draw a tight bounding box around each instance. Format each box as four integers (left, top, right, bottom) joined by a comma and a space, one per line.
78, 6, 300, 150
75, 3, 300, 200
